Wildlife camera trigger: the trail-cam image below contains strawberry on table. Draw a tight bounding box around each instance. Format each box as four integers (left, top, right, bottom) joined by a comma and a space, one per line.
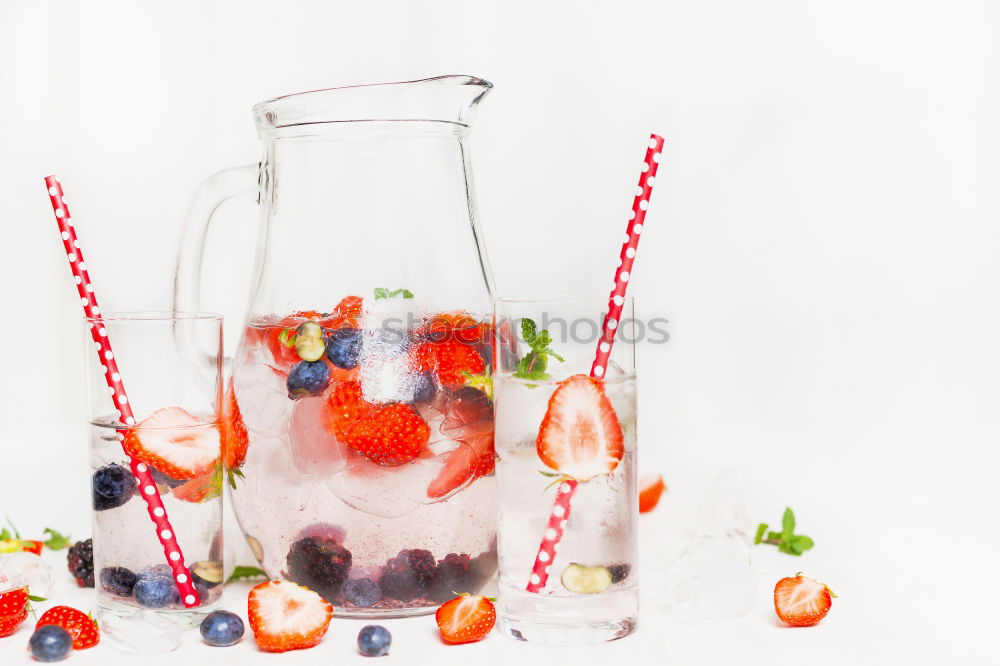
35, 606, 99, 649
435, 594, 496, 645
248, 580, 332, 653
638, 474, 666, 513
536, 374, 624, 481
774, 574, 835, 627
0, 586, 28, 638
122, 407, 220, 480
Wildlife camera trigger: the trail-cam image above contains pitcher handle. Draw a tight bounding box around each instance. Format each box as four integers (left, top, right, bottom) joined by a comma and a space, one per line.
173, 164, 258, 375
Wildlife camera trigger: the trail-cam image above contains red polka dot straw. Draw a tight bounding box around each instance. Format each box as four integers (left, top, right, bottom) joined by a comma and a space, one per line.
525, 134, 664, 594
43, 175, 202, 608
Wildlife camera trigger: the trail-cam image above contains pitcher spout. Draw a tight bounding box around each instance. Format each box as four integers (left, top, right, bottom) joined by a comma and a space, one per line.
253, 75, 493, 139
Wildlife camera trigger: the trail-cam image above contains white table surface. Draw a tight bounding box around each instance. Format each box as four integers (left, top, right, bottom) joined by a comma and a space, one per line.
1, 423, 994, 665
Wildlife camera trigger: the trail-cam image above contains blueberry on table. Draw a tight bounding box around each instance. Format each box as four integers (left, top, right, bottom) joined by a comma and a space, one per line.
133, 573, 178, 608
287, 360, 331, 399
357, 624, 392, 657
92, 462, 137, 510
342, 578, 381, 607
325, 328, 363, 369
200, 610, 245, 647
29, 625, 72, 662
99, 566, 138, 596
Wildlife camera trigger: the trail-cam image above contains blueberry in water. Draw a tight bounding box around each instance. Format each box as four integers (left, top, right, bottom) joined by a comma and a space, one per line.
325, 328, 362, 369
287, 360, 331, 399
133, 573, 177, 608
99, 566, 138, 596
342, 578, 381, 607
357, 624, 392, 657
200, 610, 245, 647
29, 625, 72, 662
92, 462, 137, 510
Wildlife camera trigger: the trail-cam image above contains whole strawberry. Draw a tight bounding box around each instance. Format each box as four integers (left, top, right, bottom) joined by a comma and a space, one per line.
36, 605, 100, 649
0, 586, 29, 638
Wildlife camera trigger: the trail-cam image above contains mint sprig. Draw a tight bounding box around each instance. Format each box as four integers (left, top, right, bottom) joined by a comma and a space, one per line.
226, 565, 268, 583
42, 528, 72, 550
754, 507, 815, 556
374, 287, 414, 300
513, 318, 565, 380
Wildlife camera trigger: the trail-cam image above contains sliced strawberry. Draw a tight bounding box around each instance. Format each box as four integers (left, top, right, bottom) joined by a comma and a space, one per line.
420, 311, 487, 344
248, 580, 332, 653
639, 474, 666, 513
0, 540, 43, 555
122, 407, 220, 480
774, 574, 835, 627
319, 296, 363, 329
0, 586, 28, 638
36, 605, 100, 649
414, 339, 485, 386
222, 379, 249, 470
173, 466, 223, 503
435, 594, 496, 645
536, 374, 624, 481
427, 430, 495, 499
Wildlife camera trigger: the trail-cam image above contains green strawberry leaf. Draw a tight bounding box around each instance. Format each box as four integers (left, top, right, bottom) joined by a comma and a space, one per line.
42, 528, 71, 550
27, 595, 47, 603
226, 565, 268, 583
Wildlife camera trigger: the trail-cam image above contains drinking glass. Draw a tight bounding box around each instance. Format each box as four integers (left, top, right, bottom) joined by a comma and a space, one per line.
493, 296, 639, 644
83, 313, 224, 613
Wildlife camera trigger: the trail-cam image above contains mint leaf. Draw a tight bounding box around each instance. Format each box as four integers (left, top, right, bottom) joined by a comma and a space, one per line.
544, 348, 565, 362
42, 528, 71, 550
754, 523, 768, 544
277, 328, 296, 348
4, 517, 20, 539
513, 319, 564, 380
374, 287, 414, 300
521, 318, 537, 344
390, 288, 414, 299
781, 507, 795, 541
373, 287, 390, 300
28, 595, 46, 603
0, 528, 10, 541
226, 565, 268, 583
534, 330, 552, 349
790, 535, 814, 555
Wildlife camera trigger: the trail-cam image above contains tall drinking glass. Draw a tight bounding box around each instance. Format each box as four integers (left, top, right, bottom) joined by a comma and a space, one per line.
83, 313, 224, 614
493, 296, 639, 644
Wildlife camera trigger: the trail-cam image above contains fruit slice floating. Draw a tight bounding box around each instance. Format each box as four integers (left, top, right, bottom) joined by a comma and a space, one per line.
122, 407, 220, 480
560, 563, 613, 594
319, 296, 363, 329
414, 339, 485, 386
536, 374, 624, 481
639, 474, 666, 513
248, 580, 332, 653
427, 432, 495, 499
222, 379, 249, 471
773, 574, 835, 627
190, 561, 224, 589
435, 594, 496, 645
173, 467, 222, 503
35, 605, 99, 649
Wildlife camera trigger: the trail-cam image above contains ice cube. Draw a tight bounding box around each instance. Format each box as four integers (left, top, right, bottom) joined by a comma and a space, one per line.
699, 468, 754, 541
664, 530, 756, 624
96, 607, 190, 655
233, 360, 293, 436
288, 396, 350, 475
253, 441, 320, 512
325, 451, 453, 516
357, 328, 418, 404
0, 553, 52, 597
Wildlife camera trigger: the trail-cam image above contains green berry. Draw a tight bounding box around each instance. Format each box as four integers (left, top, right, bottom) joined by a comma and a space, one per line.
560, 563, 612, 594
295, 321, 326, 362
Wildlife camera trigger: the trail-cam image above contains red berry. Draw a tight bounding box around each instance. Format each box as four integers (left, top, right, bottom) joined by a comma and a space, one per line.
344, 404, 429, 466
774, 574, 835, 627
36, 605, 100, 649
435, 594, 496, 644
414, 339, 485, 386
639, 474, 666, 513
0, 587, 28, 638
122, 407, 220, 480
222, 379, 249, 471
248, 580, 332, 653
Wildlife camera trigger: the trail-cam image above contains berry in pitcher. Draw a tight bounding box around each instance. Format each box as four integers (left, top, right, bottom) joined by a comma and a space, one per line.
326, 328, 362, 369
286, 360, 331, 399
342, 403, 429, 466
377, 549, 436, 602
341, 578, 381, 607
414, 339, 485, 386
294, 321, 326, 362
285, 537, 352, 601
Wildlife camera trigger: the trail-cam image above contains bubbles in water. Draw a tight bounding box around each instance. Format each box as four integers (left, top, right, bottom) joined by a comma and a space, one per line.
358, 328, 417, 404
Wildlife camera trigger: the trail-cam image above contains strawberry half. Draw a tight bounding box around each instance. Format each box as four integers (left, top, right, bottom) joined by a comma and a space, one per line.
427, 431, 495, 499
774, 574, 835, 627
36, 605, 99, 649
536, 374, 624, 481
639, 474, 666, 513
222, 379, 249, 470
122, 407, 220, 480
435, 594, 496, 645
248, 580, 332, 653
319, 296, 363, 329
173, 466, 223, 503
0, 586, 28, 638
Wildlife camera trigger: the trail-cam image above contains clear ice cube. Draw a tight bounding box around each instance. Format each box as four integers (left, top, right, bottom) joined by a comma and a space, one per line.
96, 607, 191, 655
288, 396, 350, 475
0, 553, 52, 597
664, 530, 757, 624
234, 359, 293, 436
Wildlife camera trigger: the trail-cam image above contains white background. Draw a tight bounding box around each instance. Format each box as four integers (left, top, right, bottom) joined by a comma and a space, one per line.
1, 1, 998, 664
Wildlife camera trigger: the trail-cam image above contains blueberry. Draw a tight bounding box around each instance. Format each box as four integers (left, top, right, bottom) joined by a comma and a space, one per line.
286, 360, 331, 399
357, 624, 392, 657
29, 625, 72, 662
342, 578, 381, 607
325, 328, 362, 369
133, 573, 178, 608
411, 371, 437, 404
199, 610, 245, 647
99, 566, 138, 596
92, 463, 137, 510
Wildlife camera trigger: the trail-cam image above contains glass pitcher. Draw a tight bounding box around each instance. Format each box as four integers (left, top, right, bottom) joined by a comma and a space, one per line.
174, 76, 498, 617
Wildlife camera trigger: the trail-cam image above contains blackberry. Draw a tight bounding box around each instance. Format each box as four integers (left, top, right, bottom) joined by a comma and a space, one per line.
286, 536, 352, 601
66, 539, 94, 588
378, 549, 436, 602
429, 553, 472, 602
99, 566, 138, 596
608, 563, 631, 584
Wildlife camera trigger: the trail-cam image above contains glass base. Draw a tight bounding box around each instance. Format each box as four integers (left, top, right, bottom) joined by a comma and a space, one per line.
331, 604, 438, 619
500, 614, 637, 645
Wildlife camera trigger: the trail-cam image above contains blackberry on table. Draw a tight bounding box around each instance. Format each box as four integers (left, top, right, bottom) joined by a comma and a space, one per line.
66, 539, 94, 588
286, 536, 352, 601
378, 549, 436, 602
